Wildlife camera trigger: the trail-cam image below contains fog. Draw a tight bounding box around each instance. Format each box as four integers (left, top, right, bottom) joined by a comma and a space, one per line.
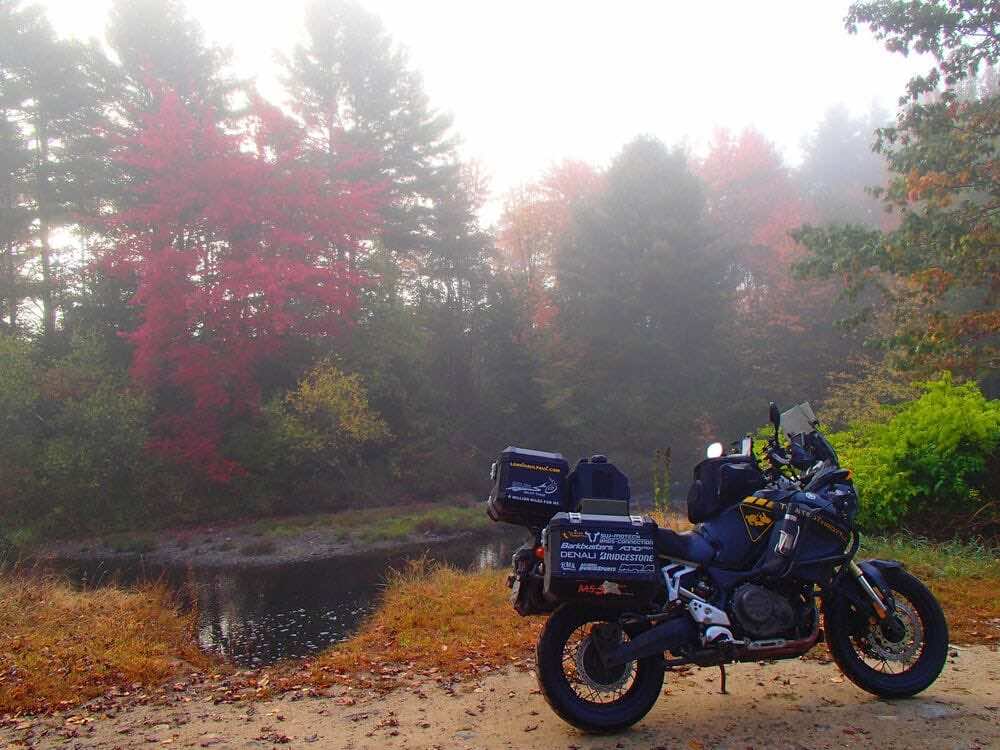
37, 0, 928, 218
3, 0, 991, 537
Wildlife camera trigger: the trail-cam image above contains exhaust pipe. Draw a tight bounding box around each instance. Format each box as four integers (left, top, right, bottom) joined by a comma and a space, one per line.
598, 616, 698, 667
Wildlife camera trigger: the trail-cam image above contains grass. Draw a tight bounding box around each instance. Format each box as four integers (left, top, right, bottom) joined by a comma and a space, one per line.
0, 570, 212, 714
356, 505, 490, 543
861, 534, 1000, 644
861, 535, 1000, 579
290, 558, 541, 689
3, 508, 995, 716
294, 524, 1000, 693
240, 539, 277, 556
248, 502, 490, 545
106, 533, 158, 555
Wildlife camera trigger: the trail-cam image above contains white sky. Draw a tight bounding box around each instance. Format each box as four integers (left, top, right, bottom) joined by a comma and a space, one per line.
37, 0, 928, 222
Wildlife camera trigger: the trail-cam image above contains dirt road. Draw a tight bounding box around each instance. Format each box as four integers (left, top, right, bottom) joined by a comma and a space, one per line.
4, 646, 998, 749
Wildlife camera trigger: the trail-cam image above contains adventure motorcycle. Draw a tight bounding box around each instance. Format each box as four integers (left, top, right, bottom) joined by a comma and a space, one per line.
486, 402, 949, 733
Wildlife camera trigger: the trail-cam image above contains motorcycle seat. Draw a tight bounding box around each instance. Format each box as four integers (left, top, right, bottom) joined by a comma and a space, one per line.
655, 527, 715, 565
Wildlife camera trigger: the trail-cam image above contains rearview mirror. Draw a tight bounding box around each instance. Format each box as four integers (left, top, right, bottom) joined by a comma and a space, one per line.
706, 442, 724, 459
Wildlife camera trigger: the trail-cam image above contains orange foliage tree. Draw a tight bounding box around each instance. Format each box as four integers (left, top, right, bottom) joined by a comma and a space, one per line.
495, 161, 601, 328
699, 129, 818, 332
699, 129, 859, 403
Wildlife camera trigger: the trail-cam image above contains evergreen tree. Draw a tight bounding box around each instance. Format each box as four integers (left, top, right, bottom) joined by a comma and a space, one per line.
549, 137, 731, 470
286, 0, 503, 469
0, 3, 114, 339
0, 85, 31, 333
798, 103, 890, 227
285, 0, 488, 293
107, 0, 243, 119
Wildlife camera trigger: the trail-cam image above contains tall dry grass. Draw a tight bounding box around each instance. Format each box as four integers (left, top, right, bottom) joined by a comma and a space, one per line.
301, 558, 541, 687
0, 571, 210, 714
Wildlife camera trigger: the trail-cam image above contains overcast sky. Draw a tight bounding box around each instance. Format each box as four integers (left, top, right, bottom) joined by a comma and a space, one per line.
37, 0, 928, 221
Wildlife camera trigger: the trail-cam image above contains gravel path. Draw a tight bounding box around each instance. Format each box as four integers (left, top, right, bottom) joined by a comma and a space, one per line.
4, 646, 998, 749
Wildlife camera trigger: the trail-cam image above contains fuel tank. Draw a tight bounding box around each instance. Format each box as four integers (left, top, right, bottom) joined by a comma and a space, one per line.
698, 492, 784, 570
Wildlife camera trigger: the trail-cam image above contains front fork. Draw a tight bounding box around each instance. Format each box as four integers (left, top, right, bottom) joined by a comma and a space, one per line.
849, 560, 890, 620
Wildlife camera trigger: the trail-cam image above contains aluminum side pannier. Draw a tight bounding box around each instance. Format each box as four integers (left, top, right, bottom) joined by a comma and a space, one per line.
543, 512, 660, 606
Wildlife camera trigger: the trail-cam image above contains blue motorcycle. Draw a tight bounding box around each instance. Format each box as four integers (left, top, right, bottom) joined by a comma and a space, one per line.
488, 402, 949, 733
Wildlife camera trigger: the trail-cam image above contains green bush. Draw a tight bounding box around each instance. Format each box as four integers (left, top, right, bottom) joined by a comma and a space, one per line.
0, 334, 156, 536
831, 374, 1000, 530
226, 360, 392, 512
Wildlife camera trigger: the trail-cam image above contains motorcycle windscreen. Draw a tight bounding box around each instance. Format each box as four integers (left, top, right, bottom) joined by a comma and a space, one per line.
780, 402, 818, 439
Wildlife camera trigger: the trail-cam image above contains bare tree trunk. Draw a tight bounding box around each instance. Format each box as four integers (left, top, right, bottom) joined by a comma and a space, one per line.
2, 175, 15, 331
1, 104, 18, 332
35, 112, 55, 338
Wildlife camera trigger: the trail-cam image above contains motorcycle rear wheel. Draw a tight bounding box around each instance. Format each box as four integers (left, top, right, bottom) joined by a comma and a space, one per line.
535, 604, 665, 733
825, 567, 948, 698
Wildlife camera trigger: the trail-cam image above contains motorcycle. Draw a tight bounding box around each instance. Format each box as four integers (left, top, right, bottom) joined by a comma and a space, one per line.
490, 402, 949, 733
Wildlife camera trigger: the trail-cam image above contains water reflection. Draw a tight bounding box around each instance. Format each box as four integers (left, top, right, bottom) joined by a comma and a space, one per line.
58, 530, 527, 666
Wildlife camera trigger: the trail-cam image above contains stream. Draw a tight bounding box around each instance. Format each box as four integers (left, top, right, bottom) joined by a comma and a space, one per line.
56, 529, 527, 667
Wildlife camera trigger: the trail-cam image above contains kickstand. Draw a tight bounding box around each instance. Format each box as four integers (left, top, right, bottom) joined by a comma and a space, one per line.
719, 664, 728, 695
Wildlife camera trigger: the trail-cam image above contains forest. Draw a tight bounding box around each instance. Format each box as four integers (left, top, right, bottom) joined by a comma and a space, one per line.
1, 0, 998, 547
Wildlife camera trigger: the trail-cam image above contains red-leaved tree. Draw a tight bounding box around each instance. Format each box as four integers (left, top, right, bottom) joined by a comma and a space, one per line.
699, 128, 859, 398
496, 161, 602, 328
699, 129, 817, 332
102, 91, 382, 481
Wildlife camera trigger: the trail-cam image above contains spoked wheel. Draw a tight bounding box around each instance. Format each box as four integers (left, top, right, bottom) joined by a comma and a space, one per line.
825, 567, 948, 698
536, 605, 664, 733
564, 620, 637, 703
853, 592, 925, 673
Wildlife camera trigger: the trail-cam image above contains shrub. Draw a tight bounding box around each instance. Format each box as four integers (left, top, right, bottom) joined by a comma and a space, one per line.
831, 374, 1000, 531
227, 360, 390, 512
0, 334, 156, 536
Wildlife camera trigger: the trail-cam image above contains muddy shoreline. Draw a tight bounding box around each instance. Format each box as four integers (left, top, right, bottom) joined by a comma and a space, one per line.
29, 506, 522, 569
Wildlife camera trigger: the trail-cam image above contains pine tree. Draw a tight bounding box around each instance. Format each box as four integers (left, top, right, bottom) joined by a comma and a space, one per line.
107, 0, 243, 119
549, 137, 731, 469
0, 4, 114, 339
797, 103, 890, 227
285, 0, 500, 466
0, 109, 30, 332
285, 0, 488, 295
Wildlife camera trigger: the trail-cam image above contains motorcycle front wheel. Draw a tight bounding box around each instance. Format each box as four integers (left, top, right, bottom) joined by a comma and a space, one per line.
825, 566, 948, 698
535, 604, 665, 733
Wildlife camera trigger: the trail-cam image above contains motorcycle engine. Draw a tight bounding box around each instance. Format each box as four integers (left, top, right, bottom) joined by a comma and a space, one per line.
730, 584, 797, 639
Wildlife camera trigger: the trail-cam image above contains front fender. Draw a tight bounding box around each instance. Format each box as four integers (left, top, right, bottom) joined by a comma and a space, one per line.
825, 558, 902, 618
858, 559, 903, 605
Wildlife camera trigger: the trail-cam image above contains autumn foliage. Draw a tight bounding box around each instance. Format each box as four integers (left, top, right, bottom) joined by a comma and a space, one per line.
101, 91, 382, 480
698, 129, 818, 332
495, 161, 601, 328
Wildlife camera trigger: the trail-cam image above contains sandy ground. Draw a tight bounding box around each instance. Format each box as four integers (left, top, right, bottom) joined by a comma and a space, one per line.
3, 647, 999, 750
